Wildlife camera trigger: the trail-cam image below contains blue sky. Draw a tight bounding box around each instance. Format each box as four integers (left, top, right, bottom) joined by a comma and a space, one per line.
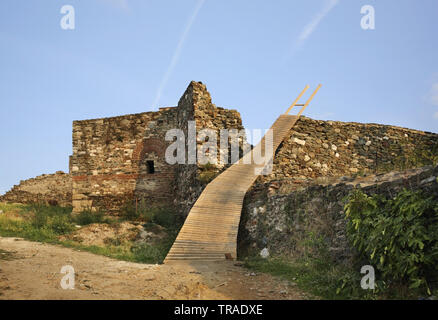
0, 0, 437, 194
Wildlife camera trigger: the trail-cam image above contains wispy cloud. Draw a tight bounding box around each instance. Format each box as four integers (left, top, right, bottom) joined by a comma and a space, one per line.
298, 0, 339, 43
153, 0, 206, 109
285, 0, 339, 60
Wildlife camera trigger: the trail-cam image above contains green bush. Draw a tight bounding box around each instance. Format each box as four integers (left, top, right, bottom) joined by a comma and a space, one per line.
30, 204, 73, 231
151, 207, 181, 229
198, 171, 217, 184
120, 200, 154, 221
119, 201, 140, 221
49, 215, 75, 234
30, 203, 72, 215
344, 188, 438, 295
119, 201, 181, 229
198, 162, 218, 184
73, 210, 106, 225
32, 209, 49, 229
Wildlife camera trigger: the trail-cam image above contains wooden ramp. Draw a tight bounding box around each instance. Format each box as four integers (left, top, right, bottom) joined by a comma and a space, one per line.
164, 85, 321, 263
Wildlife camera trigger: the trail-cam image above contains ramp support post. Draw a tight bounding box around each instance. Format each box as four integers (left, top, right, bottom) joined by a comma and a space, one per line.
284, 84, 322, 117
297, 84, 322, 118
285, 85, 309, 115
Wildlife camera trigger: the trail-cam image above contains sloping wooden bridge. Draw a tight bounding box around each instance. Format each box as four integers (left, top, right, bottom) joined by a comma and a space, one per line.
164, 85, 321, 263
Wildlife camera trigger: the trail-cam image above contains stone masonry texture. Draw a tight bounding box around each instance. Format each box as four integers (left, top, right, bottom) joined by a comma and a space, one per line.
259, 116, 438, 184
70, 81, 245, 214
1, 81, 437, 220
0, 171, 71, 207
239, 165, 438, 264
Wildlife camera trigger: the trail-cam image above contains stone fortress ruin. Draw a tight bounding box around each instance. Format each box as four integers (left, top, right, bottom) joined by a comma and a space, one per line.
1, 81, 438, 218
69, 81, 246, 214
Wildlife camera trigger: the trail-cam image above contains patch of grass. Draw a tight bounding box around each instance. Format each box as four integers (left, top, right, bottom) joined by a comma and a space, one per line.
29, 203, 74, 235
243, 255, 379, 300
0, 215, 58, 243
72, 209, 108, 226
130, 242, 167, 263
120, 199, 155, 222
133, 228, 179, 264
119, 201, 182, 230
60, 231, 177, 264
119, 201, 143, 221
0, 201, 182, 265
242, 232, 382, 300
0, 202, 28, 213
0, 203, 75, 242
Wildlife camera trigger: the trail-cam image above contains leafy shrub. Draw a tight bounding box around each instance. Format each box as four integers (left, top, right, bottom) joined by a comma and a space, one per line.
344, 188, 438, 295
201, 162, 216, 171
73, 210, 106, 225
120, 200, 154, 221
119, 202, 139, 221
32, 209, 49, 229
140, 206, 156, 223
30, 204, 73, 230
30, 203, 73, 215
198, 162, 218, 183
49, 215, 75, 234
151, 207, 181, 229
120, 201, 181, 229
198, 171, 217, 184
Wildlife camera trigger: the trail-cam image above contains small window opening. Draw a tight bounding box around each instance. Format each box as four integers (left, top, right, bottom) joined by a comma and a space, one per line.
146, 160, 155, 174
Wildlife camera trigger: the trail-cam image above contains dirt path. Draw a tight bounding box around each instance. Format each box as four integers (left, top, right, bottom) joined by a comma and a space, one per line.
0, 237, 306, 300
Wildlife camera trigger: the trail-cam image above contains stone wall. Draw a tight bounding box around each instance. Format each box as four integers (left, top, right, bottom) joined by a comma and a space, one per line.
239, 114, 438, 262
0, 171, 72, 207
239, 165, 438, 265
6, 81, 436, 219
173, 81, 247, 216
71, 108, 179, 212
259, 116, 438, 184
71, 81, 246, 214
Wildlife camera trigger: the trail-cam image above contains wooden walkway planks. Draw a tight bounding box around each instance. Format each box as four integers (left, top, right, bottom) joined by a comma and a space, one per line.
164, 115, 300, 263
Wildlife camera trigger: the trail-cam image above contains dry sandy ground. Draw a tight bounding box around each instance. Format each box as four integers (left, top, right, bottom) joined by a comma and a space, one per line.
0, 237, 307, 300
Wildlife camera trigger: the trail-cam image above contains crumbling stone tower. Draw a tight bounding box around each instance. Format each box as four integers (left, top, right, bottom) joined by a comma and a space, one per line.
70, 81, 245, 213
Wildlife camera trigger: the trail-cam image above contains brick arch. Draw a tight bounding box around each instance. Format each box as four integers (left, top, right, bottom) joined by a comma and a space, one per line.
132, 138, 167, 161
